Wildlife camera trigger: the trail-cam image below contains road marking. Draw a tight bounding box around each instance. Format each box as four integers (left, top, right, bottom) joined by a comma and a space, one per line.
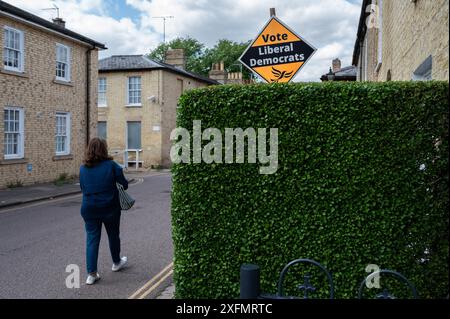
131, 177, 144, 186
128, 262, 173, 299
138, 269, 174, 299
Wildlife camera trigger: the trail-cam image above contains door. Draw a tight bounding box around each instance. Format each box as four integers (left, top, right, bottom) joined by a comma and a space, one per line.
127, 121, 141, 150
97, 121, 107, 140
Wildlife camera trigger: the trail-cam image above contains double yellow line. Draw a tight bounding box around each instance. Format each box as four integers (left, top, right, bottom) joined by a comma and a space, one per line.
128, 262, 174, 299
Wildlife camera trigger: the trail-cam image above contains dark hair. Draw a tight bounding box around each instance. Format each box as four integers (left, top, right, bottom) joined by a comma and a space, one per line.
84, 138, 113, 167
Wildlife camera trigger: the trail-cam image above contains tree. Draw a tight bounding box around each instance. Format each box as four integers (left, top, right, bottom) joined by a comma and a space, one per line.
202, 39, 252, 79
147, 37, 253, 79
148, 37, 205, 74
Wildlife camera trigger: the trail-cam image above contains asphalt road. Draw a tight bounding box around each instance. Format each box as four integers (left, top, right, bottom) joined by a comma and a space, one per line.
0, 173, 173, 299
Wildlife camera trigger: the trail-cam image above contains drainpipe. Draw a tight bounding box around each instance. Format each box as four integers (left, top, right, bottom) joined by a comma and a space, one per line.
359, 40, 364, 82
86, 46, 95, 145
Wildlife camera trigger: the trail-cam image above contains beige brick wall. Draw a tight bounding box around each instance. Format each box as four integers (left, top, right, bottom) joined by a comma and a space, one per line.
362, 0, 449, 81
161, 71, 204, 167
0, 15, 99, 189
98, 70, 163, 167
98, 69, 207, 169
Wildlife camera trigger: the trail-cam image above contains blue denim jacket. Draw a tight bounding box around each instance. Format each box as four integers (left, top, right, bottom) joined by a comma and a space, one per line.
80, 160, 128, 219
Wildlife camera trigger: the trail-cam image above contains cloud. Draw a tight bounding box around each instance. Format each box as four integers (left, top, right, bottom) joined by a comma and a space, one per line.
3, 0, 160, 58
126, 0, 362, 81
4, 0, 363, 81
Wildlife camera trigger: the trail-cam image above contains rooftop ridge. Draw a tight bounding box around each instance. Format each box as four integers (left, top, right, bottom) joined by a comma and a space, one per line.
98, 55, 219, 85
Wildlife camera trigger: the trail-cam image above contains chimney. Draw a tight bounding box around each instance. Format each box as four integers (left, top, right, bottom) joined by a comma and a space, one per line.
226, 72, 244, 84
52, 17, 66, 28
165, 48, 186, 70
208, 61, 227, 84
332, 58, 341, 73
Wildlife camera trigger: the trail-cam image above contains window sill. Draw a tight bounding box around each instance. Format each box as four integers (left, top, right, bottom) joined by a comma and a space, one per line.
53, 79, 73, 86
0, 158, 28, 165
1, 69, 29, 78
53, 154, 73, 161
125, 104, 142, 108
98, 105, 108, 108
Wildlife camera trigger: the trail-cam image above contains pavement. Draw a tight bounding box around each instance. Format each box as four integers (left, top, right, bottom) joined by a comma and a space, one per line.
0, 168, 170, 209
156, 283, 175, 299
0, 171, 174, 298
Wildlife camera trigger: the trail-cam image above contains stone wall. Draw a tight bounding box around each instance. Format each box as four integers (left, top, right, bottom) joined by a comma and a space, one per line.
379, 0, 449, 81
360, 0, 449, 81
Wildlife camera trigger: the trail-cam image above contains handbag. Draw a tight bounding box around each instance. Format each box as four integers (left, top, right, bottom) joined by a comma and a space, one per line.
116, 182, 135, 210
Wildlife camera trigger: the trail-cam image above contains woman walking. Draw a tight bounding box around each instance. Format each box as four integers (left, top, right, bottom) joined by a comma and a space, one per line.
79, 138, 129, 285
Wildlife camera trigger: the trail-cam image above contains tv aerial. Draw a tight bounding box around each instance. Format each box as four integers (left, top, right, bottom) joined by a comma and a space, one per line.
152, 16, 174, 43
42, 3, 60, 19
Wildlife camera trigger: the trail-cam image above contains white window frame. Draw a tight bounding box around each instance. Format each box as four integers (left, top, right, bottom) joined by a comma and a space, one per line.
55, 112, 71, 156
3, 26, 24, 73
56, 43, 71, 82
127, 76, 142, 106
3, 107, 24, 160
98, 77, 107, 107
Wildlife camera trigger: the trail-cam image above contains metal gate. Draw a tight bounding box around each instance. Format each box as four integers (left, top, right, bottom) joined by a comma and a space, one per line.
240, 258, 418, 299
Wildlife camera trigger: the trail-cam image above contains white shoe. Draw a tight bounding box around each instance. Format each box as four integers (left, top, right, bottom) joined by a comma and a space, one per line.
86, 273, 100, 285
112, 256, 128, 272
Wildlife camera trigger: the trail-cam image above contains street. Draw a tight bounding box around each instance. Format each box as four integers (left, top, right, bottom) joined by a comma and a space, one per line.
0, 173, 173, 299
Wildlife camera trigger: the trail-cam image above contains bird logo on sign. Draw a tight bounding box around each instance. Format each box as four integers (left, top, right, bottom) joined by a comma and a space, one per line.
271, 67, 293, 82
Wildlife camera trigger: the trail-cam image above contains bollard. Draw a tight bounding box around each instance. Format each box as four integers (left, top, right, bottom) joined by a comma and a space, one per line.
240, 264, 260, 299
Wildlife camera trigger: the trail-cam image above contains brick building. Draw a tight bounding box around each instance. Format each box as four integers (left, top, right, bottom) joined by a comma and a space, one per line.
0, 1, 105, 189
353, 0, 449, 81
97, 50, 218, 169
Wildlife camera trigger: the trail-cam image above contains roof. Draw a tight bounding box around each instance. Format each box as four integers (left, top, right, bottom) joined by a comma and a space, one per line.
334, 65, 357, 77
320, 65, 357, 81
99, 55, 162, 70
352, 0, 371, 65
0, 1, 106, 49
99, 55, 219, 85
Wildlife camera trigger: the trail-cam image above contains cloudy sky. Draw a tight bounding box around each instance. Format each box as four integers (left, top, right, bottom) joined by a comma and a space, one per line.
4, 0, 363, 82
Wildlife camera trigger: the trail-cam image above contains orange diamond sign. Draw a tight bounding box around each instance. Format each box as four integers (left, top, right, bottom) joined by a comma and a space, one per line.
239, 16, 316, 83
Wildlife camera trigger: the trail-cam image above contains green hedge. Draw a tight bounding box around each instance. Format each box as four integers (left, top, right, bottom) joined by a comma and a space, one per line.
171, 81, 449, 299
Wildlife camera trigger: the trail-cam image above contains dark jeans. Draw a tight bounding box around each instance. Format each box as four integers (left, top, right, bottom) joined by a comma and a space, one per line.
84, 210, 121, 274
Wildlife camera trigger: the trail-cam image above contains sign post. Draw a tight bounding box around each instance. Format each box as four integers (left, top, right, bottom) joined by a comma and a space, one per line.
239, 9, 317, 83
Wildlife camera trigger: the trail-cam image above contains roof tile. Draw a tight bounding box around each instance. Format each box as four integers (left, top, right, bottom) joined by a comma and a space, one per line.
99, 55, 219, 85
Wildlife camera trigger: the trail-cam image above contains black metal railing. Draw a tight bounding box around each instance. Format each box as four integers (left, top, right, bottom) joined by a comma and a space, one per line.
358, 269, 418, 299
240, 258, 418, 299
